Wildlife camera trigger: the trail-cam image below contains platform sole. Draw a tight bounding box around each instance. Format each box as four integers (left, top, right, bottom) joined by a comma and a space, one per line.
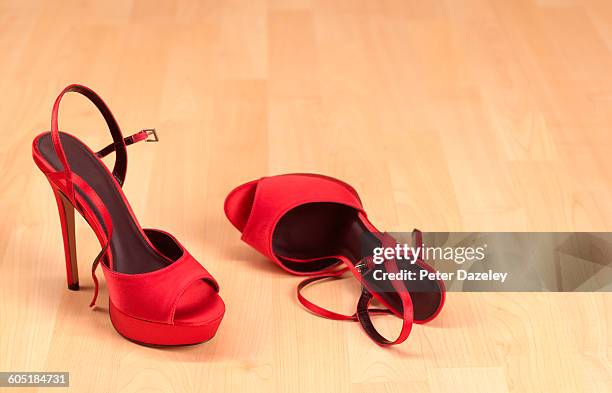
109, 300, 223, 346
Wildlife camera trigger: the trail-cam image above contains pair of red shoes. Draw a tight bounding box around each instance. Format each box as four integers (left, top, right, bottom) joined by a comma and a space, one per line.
33, 85, 444, 347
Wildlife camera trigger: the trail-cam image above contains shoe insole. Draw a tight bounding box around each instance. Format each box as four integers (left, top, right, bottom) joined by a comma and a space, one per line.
37, 132, 172, 274
272, 202, 443, 321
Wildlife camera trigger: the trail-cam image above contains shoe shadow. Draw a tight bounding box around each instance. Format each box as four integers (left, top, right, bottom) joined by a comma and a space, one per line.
138, 329, 240, 362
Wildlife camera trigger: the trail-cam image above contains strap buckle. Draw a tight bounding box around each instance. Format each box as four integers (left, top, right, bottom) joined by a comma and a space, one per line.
355, 256, 375, 274
144, 128, 159, 142
354, 262, 368, 273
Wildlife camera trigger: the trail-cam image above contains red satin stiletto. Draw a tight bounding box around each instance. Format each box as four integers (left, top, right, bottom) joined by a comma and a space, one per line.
33, 84, 224, 346
225, 174, 445, 346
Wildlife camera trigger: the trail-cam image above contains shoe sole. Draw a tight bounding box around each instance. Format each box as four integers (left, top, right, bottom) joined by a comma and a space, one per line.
109, 299, 223, 346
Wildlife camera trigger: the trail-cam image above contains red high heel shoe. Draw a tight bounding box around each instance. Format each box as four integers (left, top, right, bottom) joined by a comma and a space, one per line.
33, 84, 224, 346
225, 174, 445, 346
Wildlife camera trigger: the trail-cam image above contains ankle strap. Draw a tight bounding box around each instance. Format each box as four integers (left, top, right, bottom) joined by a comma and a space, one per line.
296, 233, 418, 346
297, 267, 394, 321
51, 84, 136, 199
297, 269, 413, 346
356, 286, 413, 346
96, 129, 158, 159
356, 233, 415, 346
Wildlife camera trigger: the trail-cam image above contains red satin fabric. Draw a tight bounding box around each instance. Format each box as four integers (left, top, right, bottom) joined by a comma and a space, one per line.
236, 174, 365, 273
36, 84, 224, 336
226, 174, 420, 346
103, 240, 218, 324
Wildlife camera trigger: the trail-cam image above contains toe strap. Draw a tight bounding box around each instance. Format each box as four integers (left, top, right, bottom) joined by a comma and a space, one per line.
170, 272, 219, 324
239, 174, 364, 267
102, 251, 218, 324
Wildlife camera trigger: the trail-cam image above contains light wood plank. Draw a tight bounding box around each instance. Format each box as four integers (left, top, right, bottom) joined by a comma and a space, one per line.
0, 1, 610, 392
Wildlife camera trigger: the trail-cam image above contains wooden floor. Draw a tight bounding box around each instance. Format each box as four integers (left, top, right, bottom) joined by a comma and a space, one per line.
1, 0, 611, 392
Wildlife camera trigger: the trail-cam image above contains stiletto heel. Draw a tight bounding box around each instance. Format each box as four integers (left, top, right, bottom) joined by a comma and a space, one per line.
52, 187, 79, 291
33, 84, 224, 346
